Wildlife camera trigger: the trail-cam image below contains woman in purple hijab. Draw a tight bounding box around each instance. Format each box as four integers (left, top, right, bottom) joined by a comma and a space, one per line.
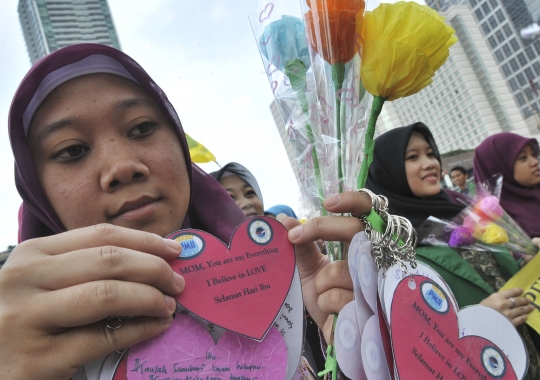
0, 44, 371, 379
474, 132, 540, 239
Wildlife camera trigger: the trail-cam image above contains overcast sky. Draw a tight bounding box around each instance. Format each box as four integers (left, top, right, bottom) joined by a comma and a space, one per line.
0, 0, 414, 248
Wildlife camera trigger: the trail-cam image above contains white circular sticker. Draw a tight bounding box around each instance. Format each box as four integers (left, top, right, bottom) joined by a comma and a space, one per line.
363, 339, 382, 372
421, 282, 449, 313
248, 219, 273, 245
359, 254, 374, 288
482, 347, 505, 378
172, 233, 205, 259
337, 317, 357, 350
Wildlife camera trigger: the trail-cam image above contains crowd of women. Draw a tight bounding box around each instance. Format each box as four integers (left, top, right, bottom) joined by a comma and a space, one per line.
1, 43, 540, 379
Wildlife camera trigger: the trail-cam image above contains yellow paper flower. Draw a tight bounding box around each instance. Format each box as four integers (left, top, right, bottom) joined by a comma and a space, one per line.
480, 223, 509, 245
358, 2, 457, 100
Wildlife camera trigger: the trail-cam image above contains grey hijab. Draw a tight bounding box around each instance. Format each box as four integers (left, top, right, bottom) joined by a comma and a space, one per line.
210, 162, 263, 203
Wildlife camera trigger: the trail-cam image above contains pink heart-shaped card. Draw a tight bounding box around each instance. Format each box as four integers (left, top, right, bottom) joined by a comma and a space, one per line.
112, 312, 288, 380
382, 262, 527, 380
167, 216, 296, 341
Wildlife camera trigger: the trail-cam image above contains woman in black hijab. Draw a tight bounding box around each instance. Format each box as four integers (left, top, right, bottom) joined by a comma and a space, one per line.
365, 123, 463, 228
366, 122, 540, 379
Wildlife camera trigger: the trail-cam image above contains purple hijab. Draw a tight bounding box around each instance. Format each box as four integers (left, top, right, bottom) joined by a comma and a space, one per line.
9, 43, 245, 243
474, 132, 540, 238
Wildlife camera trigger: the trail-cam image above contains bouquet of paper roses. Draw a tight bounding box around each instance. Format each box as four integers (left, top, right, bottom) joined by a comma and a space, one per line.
419, 175, 538, 256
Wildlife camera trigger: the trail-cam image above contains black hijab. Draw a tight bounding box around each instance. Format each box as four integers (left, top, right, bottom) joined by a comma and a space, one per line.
365, 122, 465, 228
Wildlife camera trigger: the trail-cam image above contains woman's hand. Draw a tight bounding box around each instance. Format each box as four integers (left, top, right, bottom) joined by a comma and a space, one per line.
282, 191, 371, 343
480, 288, 534, 326
0, 224, 184, 380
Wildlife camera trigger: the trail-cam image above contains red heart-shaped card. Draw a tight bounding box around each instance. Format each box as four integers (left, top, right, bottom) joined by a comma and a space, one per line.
381, 262, 527, 380
166, 216, 296, 341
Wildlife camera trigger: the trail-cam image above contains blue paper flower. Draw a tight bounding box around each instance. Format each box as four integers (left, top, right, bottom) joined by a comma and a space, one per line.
259, 15, 311, 73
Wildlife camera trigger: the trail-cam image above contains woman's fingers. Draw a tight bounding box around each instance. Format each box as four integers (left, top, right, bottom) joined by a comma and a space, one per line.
323, 192, 373, 216
506, 304, 535, 321
38, 280, 177, 328
511, 314, 528, 327
481, 289, 534, 326
19, 224, 182, 260
507, 296, 530, 309
31, 246, 184, 295
314, 261, 353, 296
314, 250, 354, 318
317, 288, 354, 315
498, 287, 524, 299
288, 215, 364, 246
58, 316, 174, 371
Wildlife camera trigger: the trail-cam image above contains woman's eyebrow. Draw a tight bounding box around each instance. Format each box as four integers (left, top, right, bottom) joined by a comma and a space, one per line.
115, 98, 157, 110
405, 147, 419, 154
36, 118, 76, 143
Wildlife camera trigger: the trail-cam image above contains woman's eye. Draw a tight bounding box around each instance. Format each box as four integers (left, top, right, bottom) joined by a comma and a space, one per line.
129, 122, 156, 137
55, 145, 90, 161
406, 155, 417, 160
245, 190, 256, 197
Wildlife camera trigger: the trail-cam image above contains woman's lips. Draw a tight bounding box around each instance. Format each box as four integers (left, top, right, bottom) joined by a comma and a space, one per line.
112, 197, 160, 222
422, 172, 439, 182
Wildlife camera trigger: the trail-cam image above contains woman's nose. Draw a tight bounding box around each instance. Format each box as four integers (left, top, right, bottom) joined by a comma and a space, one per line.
99, 147, 150, 191
421, 155, 435, 169
237, 197, 254, 211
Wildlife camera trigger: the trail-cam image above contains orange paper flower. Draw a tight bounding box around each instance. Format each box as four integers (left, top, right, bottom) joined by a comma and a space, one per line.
304, 0, 365, 64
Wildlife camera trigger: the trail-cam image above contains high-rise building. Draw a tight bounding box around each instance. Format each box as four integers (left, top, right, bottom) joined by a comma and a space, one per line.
427, 0, 540, 127
18, 0, 121, 64
376, 4, 540, 153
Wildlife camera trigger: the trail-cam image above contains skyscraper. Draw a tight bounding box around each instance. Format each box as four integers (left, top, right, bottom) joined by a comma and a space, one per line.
427, 0, 540, 124
377, 5, 536, 153
18, 0, 121, 64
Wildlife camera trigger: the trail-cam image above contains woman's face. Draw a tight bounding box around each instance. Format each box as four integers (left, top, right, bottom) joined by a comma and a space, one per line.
28, 73, 190, 237
405, 132, 442, 198
513, 144, 540, 187
219, 175, 264, 217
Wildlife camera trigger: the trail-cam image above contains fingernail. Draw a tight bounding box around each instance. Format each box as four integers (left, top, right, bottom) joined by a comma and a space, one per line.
173, 272, 185, 291
289, 225, 303, 241
276, 213, 287, 223
165, 295, 177, 313
324, 194, 340, 208
164, 238, 182, 253
158, 315, 173, 325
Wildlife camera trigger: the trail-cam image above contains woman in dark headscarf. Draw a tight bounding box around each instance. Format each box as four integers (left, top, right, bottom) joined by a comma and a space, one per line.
474, 132, 540, 239
0, 43, 370, 379
366, 122, 540, 379
4, 43, 247, 379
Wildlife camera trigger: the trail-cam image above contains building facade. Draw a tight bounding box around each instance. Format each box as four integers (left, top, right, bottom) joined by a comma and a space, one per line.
18, 0, 121, 64
427, 0, 540, 127
376, 4, 539, 153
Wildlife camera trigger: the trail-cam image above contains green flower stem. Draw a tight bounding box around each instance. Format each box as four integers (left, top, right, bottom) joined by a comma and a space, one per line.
331, 63, 346, 261
331, 63, 346, 195
357, 95, 386, 189
286, 59, 327, 216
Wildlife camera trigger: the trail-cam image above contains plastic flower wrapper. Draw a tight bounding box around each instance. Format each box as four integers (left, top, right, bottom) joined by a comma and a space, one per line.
302, 0, 369, 200
250, 1, 372, 263
417, 216, 484, 250
465, 175, 538, 255
454, 202, 538, 256
355, 2, 457, 187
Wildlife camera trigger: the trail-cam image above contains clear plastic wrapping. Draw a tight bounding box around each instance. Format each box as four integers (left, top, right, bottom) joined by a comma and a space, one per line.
418, 175, 538, 256
249, 1, 372, 260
